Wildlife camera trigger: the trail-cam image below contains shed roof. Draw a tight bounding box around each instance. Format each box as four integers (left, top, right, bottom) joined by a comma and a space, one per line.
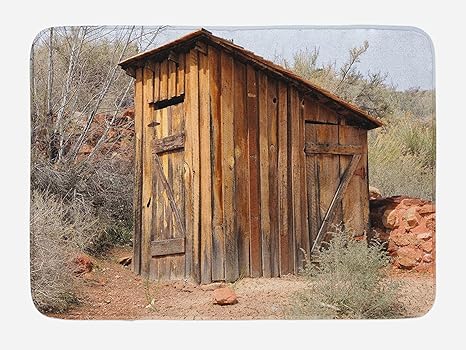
119, 28, 382, 129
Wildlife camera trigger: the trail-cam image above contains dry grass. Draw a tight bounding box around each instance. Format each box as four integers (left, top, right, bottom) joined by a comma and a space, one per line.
289, 227, 403, 319
368, 115, 435, 201
30, 190, 100, 312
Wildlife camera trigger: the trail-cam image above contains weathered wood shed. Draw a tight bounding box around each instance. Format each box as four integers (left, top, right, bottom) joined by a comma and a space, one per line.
119, 29, 382, 284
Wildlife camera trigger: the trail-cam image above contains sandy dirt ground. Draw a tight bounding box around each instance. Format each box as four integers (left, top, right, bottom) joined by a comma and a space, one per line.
47, 247, 435, 320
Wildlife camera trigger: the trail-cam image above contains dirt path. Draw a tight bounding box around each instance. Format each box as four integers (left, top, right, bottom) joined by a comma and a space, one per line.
47, 247, 435, 320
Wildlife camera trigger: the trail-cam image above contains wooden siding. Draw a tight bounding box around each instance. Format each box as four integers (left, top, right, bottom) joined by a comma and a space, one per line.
133, 43, 370, 284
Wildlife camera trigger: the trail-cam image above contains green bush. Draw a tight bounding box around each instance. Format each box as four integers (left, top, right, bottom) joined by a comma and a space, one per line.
290, 227, 403, 319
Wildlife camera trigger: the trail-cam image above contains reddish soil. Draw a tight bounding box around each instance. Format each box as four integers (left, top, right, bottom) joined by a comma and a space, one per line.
47, 247, 435, 320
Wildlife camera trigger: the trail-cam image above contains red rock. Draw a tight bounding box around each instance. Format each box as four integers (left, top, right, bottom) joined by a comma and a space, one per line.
382, 209, 400, 229
397, 246, 423, 262
419, 204, 435, 215
414, 262, 433, 273
72, 254, 93, 275
421, 240, 434, 253
403, 208, 420, 229
390, 232, 410, 247
400, 198, 424, 207
423, 254, 433, 263
416, 231, 432, 240
387, 240, 398, 254
425, 215, 436, 231
396, 256, 418, 269
213, 287, 238, 305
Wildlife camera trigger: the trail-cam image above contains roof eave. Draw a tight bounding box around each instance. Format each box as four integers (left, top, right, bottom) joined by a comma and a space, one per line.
118, 28, 383, 130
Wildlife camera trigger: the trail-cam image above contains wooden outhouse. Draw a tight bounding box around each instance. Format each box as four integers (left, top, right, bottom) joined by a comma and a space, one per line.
119, 29, 382, 284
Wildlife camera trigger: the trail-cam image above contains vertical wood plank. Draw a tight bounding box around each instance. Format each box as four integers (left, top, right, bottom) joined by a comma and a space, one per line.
286, 86, 295, 273
199, 49, 212, 284
234, 60, 250, 279
209, 47, 225, 281
290, 87, 305, 270
141, 66, 154, 279
316, 123, 341, 242
277, 81, 289, 275
299, 94, 310, 260
184, 48, 200, 283
170, 103, 185, 279
267, 78, 280, 277
158, 102, 170, 280
150, 61, 160, 281
316, 103, 338, 124
132, 68, 143, 275
169, 60, 177, 99
259, 72, 271, 277
160, 59, 168, 100
247, 65, 262, 278
177, 52, 185, 96
305, 122, 319, 250
221, 52, 238, 282
166, 61, 178, 279
360, 130, 369, 234
339, 125, 367, 234
153, 62, 160, 103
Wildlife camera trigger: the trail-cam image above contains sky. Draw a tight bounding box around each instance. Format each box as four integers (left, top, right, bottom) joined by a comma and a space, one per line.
153, 26, 434, 91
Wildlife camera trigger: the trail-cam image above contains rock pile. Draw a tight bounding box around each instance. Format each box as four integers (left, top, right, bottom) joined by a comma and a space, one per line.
369, 196, 435, 273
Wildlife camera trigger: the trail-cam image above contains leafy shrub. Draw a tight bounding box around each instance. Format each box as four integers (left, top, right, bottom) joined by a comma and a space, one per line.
290, 227, 403, 319
30, 190, 99, 313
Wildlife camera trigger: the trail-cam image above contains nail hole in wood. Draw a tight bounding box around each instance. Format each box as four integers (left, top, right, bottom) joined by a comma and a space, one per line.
273, 97, 277, 103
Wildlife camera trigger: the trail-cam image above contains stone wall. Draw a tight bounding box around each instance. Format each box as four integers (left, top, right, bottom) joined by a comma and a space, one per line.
369, 196, 435, 273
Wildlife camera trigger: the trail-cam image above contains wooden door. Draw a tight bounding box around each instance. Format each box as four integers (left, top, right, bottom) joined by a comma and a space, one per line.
305, 122, 365, 254
150, 100, 186, 280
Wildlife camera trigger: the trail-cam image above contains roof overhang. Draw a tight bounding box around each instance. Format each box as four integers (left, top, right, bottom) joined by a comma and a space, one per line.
119, 28, 383, 130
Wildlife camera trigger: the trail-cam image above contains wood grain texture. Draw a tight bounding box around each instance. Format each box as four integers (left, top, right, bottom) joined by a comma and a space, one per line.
151, 238, 185, 256
184, 48, 200, 283
315, 124, 342, 236
305, 143, 363, 155
312, 154, 362, 253
305, 123, 319, 252
199, 49, 212, 284
153, 62, 160, 102
267, 78, 280, 277
221, 52, 238, 282
168, 60, 177, 99
316, 103, 339, 124
160, 59, 168, 100
258, 72, 271, 277
234, 60, 250, 279
132, 68, 143, 275
298, 93, 310, 267
360, 130, 369, 234
150, 61, 161, 281
339, 125, 367, 234
169, 102, 185, 279
176, 52, 185, 95
152, 132, 185, 154
277, 81, 289, 275
209, 46, 225, 281
157, 101, 170, 280
141, 66, 154, 279
246, 64, 261, 278
289, 87, 303, 271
